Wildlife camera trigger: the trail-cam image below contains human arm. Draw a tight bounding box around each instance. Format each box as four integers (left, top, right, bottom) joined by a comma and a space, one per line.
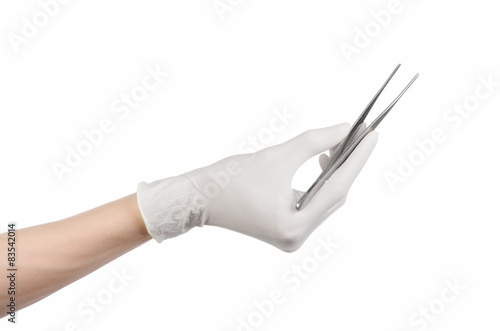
0, 193, 151, 317
0, 123, 377, 317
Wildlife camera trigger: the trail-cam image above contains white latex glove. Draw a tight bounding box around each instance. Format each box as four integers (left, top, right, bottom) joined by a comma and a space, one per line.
137, 123, 378, 252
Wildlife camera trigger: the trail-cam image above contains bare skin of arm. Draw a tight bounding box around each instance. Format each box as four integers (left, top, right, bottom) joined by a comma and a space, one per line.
0, 193, 151, 317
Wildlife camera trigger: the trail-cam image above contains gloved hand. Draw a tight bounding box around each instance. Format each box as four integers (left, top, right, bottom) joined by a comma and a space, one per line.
137, 123, 378, 252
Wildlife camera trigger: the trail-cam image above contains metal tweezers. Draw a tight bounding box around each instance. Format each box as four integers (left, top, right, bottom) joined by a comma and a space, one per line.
296, 64, 419, 211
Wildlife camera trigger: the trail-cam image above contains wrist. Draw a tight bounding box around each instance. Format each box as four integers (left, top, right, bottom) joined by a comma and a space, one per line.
136, 174, 209, 243
126, 193, 152, 241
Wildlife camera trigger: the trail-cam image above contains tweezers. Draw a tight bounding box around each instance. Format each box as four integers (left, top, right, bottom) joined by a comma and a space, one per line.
296, 64, 418, 211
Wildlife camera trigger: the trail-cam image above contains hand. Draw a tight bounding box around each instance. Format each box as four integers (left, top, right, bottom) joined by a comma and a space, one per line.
137, 123, 378, 252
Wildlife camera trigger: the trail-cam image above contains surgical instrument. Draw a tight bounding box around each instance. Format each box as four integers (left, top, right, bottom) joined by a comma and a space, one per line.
296, 64, 418, 211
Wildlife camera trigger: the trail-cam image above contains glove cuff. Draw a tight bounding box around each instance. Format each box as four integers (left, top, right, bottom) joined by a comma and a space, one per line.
137, 174, 209, 243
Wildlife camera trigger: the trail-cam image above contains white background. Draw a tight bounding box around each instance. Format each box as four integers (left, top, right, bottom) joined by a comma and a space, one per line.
1, 0, 499, 330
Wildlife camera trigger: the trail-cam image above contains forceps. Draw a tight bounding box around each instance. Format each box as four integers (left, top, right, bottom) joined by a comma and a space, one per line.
296, 64, 418, 211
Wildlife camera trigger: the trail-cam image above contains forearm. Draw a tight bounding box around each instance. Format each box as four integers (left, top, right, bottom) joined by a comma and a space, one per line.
0, 193, 151, 317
